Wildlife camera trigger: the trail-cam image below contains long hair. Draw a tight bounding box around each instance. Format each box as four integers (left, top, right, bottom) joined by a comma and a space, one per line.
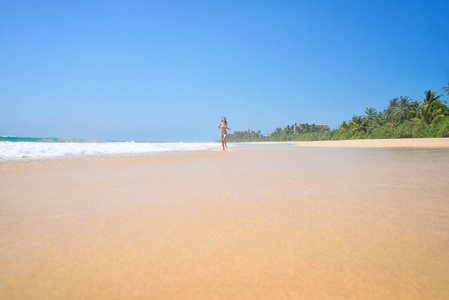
222, 116, 228, 125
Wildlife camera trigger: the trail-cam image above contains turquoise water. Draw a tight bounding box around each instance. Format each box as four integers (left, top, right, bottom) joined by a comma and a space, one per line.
0, 136, 159, 143
0, 136, 102, 143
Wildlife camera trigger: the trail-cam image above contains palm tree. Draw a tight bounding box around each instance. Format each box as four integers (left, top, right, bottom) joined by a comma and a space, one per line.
338, 121, 349, 132
421, 90, 443, 105
384, 98, 399, 123
364, 107, 378, 127
375, 111, 387, 127
409, 100, 421, 120
349, 115, 367, 132
393, 96, 411, 123
302, 123, 310, 133
282, 126, 288, 135
387, 98, 399, 109
418, 90, 447, 126
365, 107, 378, 118
442, 83, 449, 96
421, 101, 449, 126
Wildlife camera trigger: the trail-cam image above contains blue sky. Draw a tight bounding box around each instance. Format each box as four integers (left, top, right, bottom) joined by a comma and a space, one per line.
1, 0, 448, 142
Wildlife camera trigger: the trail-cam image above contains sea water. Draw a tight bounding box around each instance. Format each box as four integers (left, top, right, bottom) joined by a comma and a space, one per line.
0, 136, 224, 160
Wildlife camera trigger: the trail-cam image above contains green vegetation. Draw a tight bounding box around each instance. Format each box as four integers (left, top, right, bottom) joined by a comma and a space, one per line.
227, 85, 449, 142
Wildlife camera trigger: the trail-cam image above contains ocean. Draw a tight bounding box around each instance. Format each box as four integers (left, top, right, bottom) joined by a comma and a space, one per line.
0, 136, 223, 160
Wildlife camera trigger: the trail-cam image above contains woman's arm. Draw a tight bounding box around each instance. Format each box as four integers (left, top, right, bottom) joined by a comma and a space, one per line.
218, 122, 222, 129
227, 127, 232, 130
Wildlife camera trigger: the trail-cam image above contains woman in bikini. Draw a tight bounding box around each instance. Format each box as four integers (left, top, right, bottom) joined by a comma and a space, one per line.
218, 116, 232, 151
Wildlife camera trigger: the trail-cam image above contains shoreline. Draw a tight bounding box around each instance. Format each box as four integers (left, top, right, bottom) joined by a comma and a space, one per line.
238, 137, 449, 148
1, 137, 448, 164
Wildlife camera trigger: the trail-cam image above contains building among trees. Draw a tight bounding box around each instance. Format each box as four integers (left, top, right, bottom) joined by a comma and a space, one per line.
308, 124, 330, 131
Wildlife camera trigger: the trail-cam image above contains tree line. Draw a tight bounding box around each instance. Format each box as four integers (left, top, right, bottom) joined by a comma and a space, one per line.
226, 84, 449, 142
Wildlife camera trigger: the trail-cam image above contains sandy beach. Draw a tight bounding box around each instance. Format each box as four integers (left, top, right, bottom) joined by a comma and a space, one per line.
293, 138, 449, 148
1, 140, 449, 299
243, 137, 449, 148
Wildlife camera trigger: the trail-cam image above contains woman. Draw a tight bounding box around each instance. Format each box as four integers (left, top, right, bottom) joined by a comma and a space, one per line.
218, 116, 232, 151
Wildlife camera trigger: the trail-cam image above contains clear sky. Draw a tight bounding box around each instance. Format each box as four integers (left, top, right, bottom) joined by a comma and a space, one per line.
1, 0, 448, 142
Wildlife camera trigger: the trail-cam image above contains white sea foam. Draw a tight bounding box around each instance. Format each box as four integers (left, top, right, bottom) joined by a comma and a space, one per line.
0, 141, 225, 161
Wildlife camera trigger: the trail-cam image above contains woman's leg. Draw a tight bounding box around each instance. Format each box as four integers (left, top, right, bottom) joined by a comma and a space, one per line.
221, 135, 225, 150
224, 135, 227, 148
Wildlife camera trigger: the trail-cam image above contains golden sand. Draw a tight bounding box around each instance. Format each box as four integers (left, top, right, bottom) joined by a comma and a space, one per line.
293, 137, 449, 148
1, 144, 449, 299
244, 137, 449, 148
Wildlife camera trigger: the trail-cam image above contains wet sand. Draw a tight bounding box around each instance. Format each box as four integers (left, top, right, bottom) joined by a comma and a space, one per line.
1, 144, 449, 299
